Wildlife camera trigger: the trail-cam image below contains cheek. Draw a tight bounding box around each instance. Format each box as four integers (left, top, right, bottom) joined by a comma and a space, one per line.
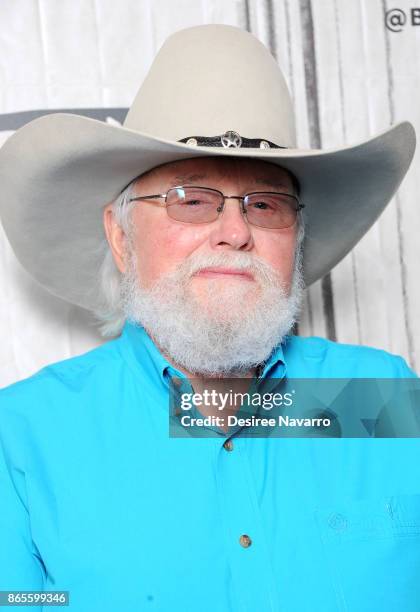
132, 213, 210, 285
257, 231, 297, 283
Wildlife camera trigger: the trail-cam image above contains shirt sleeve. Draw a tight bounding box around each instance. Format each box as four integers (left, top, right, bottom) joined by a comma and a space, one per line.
0, 417, 45, 603
394, 355, 419, 378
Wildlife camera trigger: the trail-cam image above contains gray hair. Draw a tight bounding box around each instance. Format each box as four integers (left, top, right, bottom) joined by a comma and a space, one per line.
92, 181, 137, 338
92, 175, 306, 338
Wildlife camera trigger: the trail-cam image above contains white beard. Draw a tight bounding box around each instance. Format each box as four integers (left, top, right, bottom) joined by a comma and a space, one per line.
120, 246, 304, 377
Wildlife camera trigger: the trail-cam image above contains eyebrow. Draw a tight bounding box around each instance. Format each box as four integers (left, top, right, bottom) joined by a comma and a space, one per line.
255, 178, 292, 190
169, 173, 207, 187
167, 174, 295, 193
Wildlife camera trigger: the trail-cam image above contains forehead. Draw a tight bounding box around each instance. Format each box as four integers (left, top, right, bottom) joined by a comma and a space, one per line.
133, 156, 294, 189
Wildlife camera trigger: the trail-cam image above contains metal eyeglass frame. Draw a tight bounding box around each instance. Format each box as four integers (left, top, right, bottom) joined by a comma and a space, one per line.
128, 185, 305, 228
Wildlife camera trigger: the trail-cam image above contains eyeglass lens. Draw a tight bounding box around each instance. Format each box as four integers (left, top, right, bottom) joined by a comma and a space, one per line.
165, 187, 298, 229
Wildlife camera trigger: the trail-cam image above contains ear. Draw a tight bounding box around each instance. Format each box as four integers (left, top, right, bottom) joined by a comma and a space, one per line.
103, 203, 128, 273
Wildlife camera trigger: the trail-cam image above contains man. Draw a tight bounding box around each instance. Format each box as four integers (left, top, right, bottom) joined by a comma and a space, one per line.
0, 24, 419, 612
103, 156, 304, 376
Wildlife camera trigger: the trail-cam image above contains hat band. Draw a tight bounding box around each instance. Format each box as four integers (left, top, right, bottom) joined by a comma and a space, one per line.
178, 130, 287, 150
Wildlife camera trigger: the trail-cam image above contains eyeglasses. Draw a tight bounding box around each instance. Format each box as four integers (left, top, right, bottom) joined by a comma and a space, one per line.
128, 186, 305, 229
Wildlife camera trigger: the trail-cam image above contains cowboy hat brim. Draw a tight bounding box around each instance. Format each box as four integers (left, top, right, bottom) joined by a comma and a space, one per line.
0, 113, 415, 312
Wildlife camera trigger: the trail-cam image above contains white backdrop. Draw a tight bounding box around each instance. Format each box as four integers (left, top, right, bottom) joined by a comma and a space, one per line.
1, 0, 419, 388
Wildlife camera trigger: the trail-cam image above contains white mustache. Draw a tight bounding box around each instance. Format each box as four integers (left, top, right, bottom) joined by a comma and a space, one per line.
179, 251, 282, 285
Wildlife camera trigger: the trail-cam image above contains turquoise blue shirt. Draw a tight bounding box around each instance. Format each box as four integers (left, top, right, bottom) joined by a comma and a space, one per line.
0, 321, 419, 611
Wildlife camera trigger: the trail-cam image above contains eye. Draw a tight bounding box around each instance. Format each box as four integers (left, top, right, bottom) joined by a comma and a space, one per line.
253, 200, 272, 210
250, 199, 277, 211
184, 199, 203, 206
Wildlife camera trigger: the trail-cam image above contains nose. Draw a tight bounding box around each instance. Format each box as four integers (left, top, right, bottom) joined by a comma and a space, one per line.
208, 196, 254, 251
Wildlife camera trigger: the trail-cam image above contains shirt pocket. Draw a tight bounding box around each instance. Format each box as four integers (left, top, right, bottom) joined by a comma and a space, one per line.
314, 493, 420, 612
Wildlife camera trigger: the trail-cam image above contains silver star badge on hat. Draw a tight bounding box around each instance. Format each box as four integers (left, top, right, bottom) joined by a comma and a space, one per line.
220, 130, 242, 148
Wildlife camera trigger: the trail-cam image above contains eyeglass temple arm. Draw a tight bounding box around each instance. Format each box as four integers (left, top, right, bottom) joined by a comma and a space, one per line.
128, 194, 167, 202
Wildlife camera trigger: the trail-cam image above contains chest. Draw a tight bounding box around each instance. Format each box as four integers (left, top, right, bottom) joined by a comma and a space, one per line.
26, 431, 420, 611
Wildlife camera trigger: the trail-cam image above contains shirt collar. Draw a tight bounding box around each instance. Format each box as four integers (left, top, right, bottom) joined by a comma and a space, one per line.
259, 340, 286, 379
119, 320, 181, 385
119, 320, 287, 384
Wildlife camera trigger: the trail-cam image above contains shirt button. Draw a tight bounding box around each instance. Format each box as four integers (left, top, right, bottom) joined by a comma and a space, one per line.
223, 439, 234, 452
239, 534, 252, 548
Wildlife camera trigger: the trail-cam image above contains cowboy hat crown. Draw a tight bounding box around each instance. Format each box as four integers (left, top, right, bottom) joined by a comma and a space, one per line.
124, 24, 296, 148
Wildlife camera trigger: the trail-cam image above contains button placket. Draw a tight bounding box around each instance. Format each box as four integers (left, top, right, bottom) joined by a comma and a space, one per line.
216, 437, 280, 610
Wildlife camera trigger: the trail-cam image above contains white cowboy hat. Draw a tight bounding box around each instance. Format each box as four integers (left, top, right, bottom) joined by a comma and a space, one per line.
0, 24, 415, 312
